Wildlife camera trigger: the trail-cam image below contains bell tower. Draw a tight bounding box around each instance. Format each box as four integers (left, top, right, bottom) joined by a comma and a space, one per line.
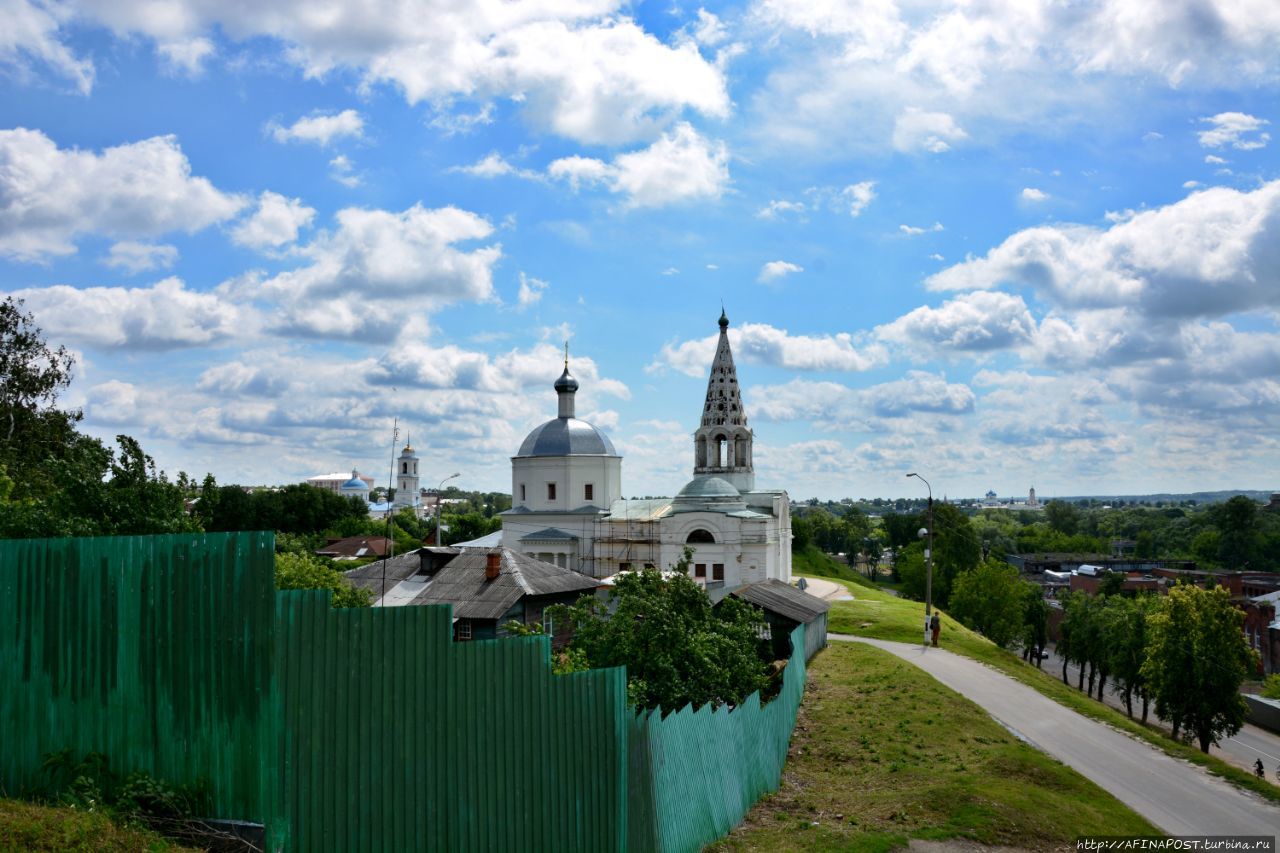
394, 438, 420, 508
693, 309, 754, 492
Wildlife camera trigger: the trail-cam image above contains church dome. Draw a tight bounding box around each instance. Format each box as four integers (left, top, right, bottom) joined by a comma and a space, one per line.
676, 475, 740, 499
341, 470, 368, 492
517, 418, 617, 457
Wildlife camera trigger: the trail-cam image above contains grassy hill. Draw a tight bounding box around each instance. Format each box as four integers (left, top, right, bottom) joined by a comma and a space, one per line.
0, 798, 198, 852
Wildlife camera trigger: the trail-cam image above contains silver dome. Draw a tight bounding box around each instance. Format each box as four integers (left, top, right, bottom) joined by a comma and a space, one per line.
516, 417, 618, 457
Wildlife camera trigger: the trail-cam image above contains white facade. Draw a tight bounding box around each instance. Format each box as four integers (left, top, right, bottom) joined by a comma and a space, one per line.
501, 312, 791, 588
306, 471, 375, 494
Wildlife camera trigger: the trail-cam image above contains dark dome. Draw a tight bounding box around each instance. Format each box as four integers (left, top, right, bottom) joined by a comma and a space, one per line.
517, 417, 617, 457
554, 366, 579, 393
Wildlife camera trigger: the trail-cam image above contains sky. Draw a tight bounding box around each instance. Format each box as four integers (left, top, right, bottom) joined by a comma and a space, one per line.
1, 0, 1278, 502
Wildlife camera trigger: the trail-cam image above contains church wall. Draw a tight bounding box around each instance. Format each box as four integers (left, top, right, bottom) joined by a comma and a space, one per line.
510, 456, 621, 512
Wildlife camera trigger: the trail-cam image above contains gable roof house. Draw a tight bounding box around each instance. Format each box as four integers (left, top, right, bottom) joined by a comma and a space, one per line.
416, 548, 601, 644
728, 579, 829, 663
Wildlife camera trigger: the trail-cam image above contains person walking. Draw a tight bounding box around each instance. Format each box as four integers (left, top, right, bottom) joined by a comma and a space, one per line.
930, 613, 941, 647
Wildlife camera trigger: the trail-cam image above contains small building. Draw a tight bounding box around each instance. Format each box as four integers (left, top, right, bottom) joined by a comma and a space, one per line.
414, 548, 600, 644
729, 579, 829, 663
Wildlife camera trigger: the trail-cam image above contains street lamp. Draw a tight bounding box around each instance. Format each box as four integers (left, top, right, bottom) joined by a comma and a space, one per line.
434, 472, 460, 546
906, 473, 934, 622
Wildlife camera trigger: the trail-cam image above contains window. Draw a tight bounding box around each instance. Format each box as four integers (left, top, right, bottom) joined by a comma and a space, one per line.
619, 562, 631, 572
520, 483, 526, 502
547, 483, 556, 500
456, 619, 472, 641
402, 462, 408, 474
584, 483, 594, 501
542, 611, 554, 635
644, 563, 654, 570
712, 563, 724, 581
695, 563, 707, 578
686, 529, 716, 544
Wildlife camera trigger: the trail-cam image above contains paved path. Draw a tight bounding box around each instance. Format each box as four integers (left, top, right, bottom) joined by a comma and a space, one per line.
830, 634, 1280, 836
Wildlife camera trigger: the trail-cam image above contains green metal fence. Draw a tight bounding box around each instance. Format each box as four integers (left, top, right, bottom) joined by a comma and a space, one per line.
274, 588, 630, 852
0, 533, 281, 827
629, 625, 807, 852
0, 533, 808, 852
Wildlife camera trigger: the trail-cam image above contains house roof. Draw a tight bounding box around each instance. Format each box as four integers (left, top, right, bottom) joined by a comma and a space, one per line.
316, 535, 392, 558
412, 548, 599, 620
342, 550, 425, 593
732, 579, 829, 624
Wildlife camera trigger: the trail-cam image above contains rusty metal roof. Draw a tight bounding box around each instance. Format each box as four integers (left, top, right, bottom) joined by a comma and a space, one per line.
413, 548, 599, 620
732, 579, 829, 624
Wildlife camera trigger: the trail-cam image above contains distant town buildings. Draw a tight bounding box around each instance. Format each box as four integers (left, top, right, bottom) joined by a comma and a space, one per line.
979, 488, 1043, 510
305, 470, 375, 494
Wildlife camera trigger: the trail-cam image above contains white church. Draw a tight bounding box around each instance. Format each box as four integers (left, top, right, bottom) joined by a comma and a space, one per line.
499, 310, 792, 589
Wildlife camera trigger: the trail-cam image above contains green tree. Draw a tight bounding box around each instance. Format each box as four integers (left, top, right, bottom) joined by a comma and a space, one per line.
1044, 500, 1081, 536
551, 549, 769, 710
1214, 495, 1260, 569
1102, 595, 1156, 721
1020, 584, 1050, 667
1143, 585, 1256, 752
948, 560, 1026, 648
274, 551, 372, 608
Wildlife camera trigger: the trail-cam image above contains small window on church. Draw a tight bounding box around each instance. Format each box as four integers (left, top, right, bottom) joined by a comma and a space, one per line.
547, 483, 557, 500
713, 564, 724, 581
584, 483, 594, 501
520, 483, 526, 502
619, 562, 631, 572
687, 529, 716, 543
402, 462, 408, 474
695, 563, 707, 578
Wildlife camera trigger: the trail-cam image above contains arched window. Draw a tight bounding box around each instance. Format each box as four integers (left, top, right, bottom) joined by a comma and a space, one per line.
686, 529, 716, 544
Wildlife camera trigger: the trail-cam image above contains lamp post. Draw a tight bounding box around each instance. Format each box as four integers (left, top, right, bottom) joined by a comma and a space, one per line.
434, 472, 460, 546
906, 473, 934, 621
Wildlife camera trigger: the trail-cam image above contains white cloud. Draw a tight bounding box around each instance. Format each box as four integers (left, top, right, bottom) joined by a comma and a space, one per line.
0, 128, 245, 261
900, 221, 943, 235
102, 241, 179, 274
877, 291, 1037, 353
452, 152, 542, 180
157, 37, 215, 76
692, 8, 728, 46
0, 0, 93, 93
1205, 154, 1228, 164
517, 272, 548, 308
269, 110, 364, 145
1182, 180, 1200, 189
231, 191, 316, 250
929, 253, 945, 261
328, 155, 360, 187
649, 322, 887, 376
11, 277, 247, 350
34, 3, 727, 146
1198, 112, 1270, 150
261, 203, 501, 337
369, 341, 628, 399
548, 122, 729, 208
757, 199, 805, 219
927, 180, 1280, 319
843, 181, 877, 216
892, 108, 966, 153
747, 372, 975, 424
758, 260, 803, 283
1021, 187, 1049, 202
660, 267, 679, 275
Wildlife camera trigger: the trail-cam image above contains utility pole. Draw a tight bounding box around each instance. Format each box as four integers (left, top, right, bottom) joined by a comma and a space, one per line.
434, 472, 460, 546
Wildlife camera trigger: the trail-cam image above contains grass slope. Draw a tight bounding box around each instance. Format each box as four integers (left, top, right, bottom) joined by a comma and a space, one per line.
714, 642, 1156, 851
0, 799, 196, 852
817, 573, 1280, 806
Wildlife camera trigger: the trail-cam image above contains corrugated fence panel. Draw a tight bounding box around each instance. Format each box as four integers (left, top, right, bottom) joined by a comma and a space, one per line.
632, 624, 808, 853
0, 533, 280, 829
273, 593, 631, 852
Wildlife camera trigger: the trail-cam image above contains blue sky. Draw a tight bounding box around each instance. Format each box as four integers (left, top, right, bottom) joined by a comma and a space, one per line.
1, 0, 1278, 500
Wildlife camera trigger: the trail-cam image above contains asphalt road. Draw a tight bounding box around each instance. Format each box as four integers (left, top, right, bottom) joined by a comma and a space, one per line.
1044, 651, 1280, 780
830, 634, 1280, 836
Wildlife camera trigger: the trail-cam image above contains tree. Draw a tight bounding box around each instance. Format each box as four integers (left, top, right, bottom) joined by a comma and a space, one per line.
1143, 585, 1256, 752
551, 549, 769, 711
1044, 500, 1081, 536
1215, 495, 1259, 569
1020, 584, 1050, 667
1102, 595, 1156, 720
0, 297, 82, 501
274, 551, 372, 608
948, 561, 1025, 648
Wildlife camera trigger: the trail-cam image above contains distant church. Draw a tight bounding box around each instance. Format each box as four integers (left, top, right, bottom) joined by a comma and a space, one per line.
499, 310, 792, 589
